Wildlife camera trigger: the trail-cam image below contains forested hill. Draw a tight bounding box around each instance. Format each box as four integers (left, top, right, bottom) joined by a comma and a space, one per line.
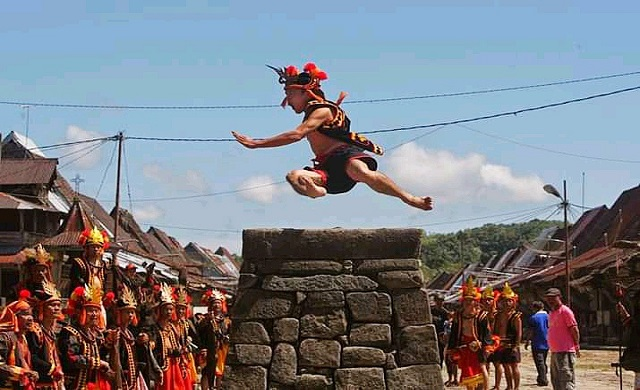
420, 219, 562, 277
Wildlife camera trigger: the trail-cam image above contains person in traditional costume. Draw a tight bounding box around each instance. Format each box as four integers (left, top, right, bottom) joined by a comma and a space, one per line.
0, 291, 39, 390
480, 285, 501, 390
446, 276, 494, 390
492, 283, 522, 390
173, 288, 199, 389
110, 285, 154, 390
231, 62, 433, 211
58, 282, 114, 390
150, 283, 191, 390
197, 289, 231, 390
70, 227, 109, 294
26, 280, 64, 390
19, 245, 54, 298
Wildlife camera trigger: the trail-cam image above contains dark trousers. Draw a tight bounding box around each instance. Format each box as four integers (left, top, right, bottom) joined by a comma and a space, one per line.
532, 348, 549, 385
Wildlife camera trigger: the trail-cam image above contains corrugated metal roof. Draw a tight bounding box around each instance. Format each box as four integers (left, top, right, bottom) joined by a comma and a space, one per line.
0, 192, 58, 211
2, 132, 46, 158
0, 159, 57, 185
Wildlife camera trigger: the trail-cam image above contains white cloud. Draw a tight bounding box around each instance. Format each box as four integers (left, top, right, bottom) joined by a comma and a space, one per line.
385, 143, 546, 203
142, 163, 210, 193
64, 125, 103, 169
132, 204, 164, 221
237, 175, 282, 204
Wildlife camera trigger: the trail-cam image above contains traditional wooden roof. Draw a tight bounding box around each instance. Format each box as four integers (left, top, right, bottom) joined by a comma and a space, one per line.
0, 159, 57, 186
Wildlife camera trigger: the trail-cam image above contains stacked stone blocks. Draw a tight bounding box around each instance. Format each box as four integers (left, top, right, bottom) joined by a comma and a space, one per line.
223, 228, 443, 390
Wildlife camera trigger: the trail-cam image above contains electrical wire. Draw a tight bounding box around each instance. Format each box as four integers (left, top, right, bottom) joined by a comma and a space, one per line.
122, 138, 134, 212
122, 84, 640, 142
412, 205, 557, 228
458, 124, 640, 164
1, 70, 639, 110
365, 85, 640, 135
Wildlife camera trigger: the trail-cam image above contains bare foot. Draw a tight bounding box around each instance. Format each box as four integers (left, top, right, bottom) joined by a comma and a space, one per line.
406, 196, 433, 211
298, 176, 327, 198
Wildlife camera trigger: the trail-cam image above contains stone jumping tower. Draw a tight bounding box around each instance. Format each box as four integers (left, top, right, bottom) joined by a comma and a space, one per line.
222, 228, 443, 390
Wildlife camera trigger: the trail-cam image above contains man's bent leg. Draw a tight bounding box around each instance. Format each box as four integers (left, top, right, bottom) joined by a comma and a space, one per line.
345, 159, 433, 211
286, 170, 327, 198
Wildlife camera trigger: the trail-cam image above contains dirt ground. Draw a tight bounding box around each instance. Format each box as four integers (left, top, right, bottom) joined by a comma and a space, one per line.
441, 348, 635, 389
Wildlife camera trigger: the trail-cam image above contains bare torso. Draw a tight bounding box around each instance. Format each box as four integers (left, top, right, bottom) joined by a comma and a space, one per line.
305, 131, 347, 157
494, 310, 511, 338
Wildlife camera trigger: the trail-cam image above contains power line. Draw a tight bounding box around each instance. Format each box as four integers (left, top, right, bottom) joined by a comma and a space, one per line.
413, 205, 558, 227
122, 84, 640, 142
457, 124, 640, 164
1, 70, 639, 110
365, 84, 640, 135
124, 180, 287, 203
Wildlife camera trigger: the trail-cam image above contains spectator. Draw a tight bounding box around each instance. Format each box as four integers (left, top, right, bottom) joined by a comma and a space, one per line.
443, 310, 459, 387
616, 290, 640, 390
431, 293, 450, 367
525, 300, 549, 386
544, 288, 579, 390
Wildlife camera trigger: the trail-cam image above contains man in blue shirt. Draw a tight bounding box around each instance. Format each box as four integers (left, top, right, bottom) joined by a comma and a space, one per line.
525, 300, 550, 386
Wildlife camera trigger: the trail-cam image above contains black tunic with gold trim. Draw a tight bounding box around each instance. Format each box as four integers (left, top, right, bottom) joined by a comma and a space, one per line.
57, 325, 107, 390
26, 324, 63, 390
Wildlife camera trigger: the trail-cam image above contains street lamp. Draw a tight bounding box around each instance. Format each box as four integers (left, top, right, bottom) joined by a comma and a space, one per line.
544, 180, 571, 306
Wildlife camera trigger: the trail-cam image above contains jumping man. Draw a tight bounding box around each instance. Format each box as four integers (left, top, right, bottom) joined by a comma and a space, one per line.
232, 62, 433, 211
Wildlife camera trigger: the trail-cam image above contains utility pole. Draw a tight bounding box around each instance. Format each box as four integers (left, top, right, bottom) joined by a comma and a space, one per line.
112, 132, 124, 292
562, 180, 571, 307
112, 131, 124, 390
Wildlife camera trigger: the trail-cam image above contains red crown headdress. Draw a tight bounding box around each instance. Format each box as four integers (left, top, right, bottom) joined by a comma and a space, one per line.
78, 227, 110, 249
267, 62, 347, 107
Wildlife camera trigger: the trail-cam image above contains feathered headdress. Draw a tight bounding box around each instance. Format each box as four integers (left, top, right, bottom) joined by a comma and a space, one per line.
156, 283, 175, 306
174, 287, 191, 307
460, 276, 481, 301
201, 288, 228, 313
267, 62, 346, 107
33, 280, 63, 321
66, 281, 106, 327
23, 244, 53, 267
0, 290, 32, 332
481, 285, 495, 300
78, 226, 110, 249
117, 285, 138, 310
499, 282, 518, 300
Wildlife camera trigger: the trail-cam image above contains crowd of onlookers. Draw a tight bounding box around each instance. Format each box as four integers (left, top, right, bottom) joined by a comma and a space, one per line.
432, 285, 640, 390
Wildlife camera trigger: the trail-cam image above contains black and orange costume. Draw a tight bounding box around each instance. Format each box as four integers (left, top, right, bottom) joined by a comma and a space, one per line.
112, 285, 151, 390
173, 288, 199, 388
69, 227, 110, 293
0, 293, 38, 390
197, 289, 231, 390
492, 283, 522, 364
447, 277, 495, 389
269, 63, 384, 194
27, 280, 64, 390
150, 284, 192, 390
58, 283, 112, 390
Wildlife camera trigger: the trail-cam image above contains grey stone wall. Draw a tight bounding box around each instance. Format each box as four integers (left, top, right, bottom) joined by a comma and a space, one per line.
223, 228, 443, 390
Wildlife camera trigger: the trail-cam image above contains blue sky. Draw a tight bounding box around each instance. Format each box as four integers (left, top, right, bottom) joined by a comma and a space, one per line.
2, 1, 640, 254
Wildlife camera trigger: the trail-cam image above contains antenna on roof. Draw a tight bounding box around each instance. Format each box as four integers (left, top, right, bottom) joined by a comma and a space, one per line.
21, 105, 30, 141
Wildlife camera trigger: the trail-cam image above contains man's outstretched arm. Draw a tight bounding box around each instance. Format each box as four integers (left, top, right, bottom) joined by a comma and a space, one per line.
231, 107, 332, 149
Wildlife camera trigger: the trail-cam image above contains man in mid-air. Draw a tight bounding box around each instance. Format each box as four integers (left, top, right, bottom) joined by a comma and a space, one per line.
232, 62, 433, 211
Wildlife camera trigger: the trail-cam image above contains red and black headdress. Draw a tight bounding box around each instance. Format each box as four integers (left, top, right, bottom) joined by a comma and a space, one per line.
268, 62, 346, 107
